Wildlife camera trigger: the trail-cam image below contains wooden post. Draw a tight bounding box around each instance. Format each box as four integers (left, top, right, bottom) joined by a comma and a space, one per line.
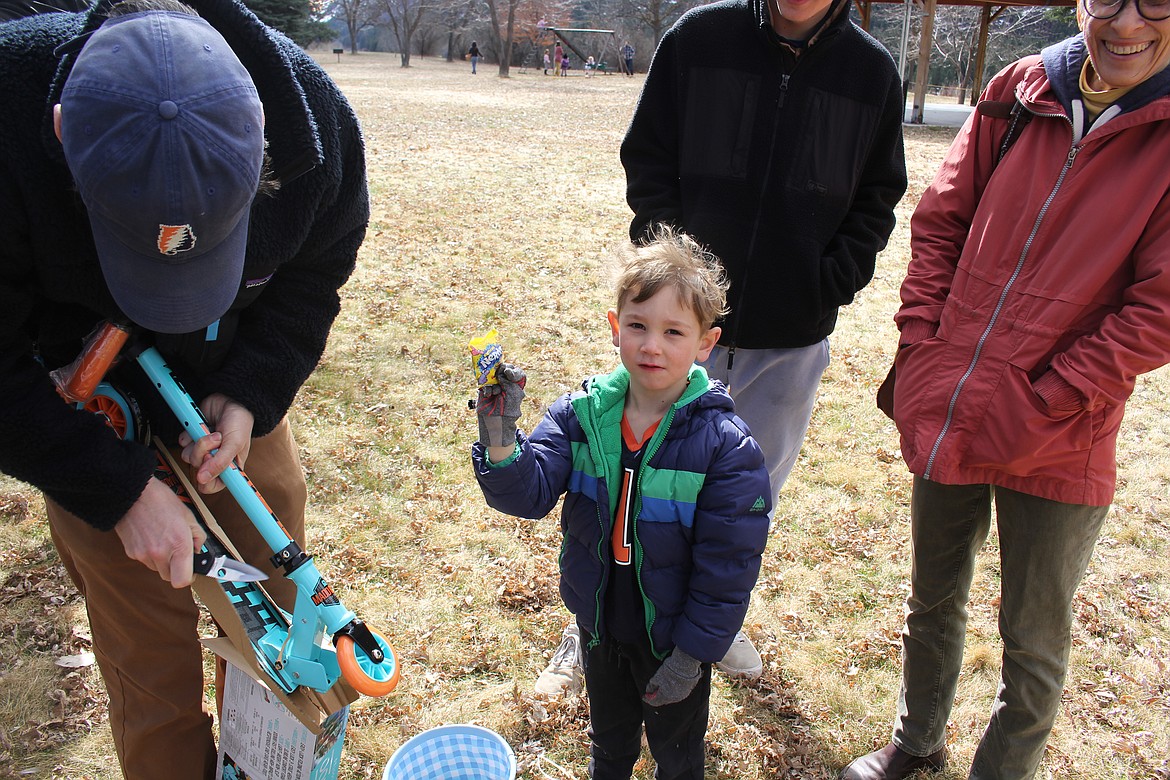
854, 0, 872, 30
911, 0, 936, 124
970, 4, 997, 104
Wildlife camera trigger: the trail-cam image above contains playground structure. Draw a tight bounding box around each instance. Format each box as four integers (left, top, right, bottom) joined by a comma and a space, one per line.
542, 26, 627, 74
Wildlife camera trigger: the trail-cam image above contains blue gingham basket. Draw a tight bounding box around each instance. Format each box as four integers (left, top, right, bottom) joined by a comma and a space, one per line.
383, 724, 517, 780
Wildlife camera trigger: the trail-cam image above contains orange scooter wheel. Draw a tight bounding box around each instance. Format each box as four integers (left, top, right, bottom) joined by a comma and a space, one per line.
336, 630, 400, 697
84, 393, 130, 439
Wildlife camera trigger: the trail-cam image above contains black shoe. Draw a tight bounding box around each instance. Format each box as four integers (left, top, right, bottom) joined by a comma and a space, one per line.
840, 743, 946, 780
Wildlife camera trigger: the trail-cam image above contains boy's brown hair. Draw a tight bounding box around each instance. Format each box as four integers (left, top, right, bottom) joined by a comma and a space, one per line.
609, 224, 730, 329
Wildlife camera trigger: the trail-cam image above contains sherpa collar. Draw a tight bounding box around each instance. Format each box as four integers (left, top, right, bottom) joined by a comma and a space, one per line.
752, 0, 849, 52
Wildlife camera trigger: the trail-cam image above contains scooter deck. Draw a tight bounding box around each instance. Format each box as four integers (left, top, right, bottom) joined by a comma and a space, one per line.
153, 443, 357, 732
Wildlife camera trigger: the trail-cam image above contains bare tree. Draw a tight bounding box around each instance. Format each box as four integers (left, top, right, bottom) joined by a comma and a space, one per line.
484, 0, 523, 76
619, 0, 693, 47
982, 8, 1073, 77
929, 7, 980, 101
928, 5, 1074, 99
435, 0, 480, 61
414, 8, 446, 56
383, 0, 434, 65
326, 0, 380, 53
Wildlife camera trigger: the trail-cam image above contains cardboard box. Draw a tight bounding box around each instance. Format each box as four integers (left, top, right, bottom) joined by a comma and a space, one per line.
166, 440, 357, 734
216, 662, 349, 780
157, 443, 356, 773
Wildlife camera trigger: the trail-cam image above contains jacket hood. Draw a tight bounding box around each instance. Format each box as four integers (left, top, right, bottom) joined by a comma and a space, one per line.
571, 364, 726, 518
1041, 32, 1170, 115
576, 363, 723, 419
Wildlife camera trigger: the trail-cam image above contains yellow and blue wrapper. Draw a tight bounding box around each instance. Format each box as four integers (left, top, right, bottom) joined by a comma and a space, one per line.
469, 330, 503, 387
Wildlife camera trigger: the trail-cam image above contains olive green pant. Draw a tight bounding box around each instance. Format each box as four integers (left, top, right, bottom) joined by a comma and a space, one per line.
893, 477, 1108, 779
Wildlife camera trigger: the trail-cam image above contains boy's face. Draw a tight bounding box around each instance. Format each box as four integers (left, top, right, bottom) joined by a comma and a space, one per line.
608, 286, 720, 403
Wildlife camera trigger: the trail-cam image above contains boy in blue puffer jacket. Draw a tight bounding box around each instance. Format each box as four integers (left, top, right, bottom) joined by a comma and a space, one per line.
472, 226, 771, 779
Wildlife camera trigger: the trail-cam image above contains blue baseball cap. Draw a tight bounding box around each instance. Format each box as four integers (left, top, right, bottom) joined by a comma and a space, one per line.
60, 10, 264, 335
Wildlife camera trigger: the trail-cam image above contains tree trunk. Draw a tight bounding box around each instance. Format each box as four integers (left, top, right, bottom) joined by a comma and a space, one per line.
347, 18, 359, 54
496, 0, 516, 77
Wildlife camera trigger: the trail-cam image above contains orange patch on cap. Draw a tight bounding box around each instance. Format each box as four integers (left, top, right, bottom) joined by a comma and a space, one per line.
157, 224, 197, 255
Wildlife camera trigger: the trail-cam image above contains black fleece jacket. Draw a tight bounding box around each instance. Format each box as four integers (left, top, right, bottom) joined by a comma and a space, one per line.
0, 0, 368, 529
621, 0, 907, 349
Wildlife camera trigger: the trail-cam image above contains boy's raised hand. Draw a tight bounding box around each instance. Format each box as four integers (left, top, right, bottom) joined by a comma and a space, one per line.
643, 647, 701, 706
477, 363, 526, 449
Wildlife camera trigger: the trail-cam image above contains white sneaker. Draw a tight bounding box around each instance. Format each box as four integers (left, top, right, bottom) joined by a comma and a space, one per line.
715, 630, 763, 680
534, 623, 584, 695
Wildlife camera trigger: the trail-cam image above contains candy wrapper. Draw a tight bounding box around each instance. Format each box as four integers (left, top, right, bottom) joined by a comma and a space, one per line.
468, 330, 504, 387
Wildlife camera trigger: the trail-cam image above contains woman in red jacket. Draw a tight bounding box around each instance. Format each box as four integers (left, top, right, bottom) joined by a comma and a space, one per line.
844, 1, 1170, 779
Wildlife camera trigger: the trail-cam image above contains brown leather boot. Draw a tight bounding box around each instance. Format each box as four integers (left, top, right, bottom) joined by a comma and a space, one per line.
840, 743, 946, 780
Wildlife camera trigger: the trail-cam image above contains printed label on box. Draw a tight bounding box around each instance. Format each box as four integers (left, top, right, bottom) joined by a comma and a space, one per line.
216, 663, 348, 780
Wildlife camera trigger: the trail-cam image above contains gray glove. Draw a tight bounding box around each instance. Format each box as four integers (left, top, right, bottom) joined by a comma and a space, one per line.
642, 647, 701, 707
476, 364, 526, 448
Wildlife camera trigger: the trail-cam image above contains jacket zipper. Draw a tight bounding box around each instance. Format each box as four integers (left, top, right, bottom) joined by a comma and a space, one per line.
726, 69, 793, 376
923, 140, 1081, 479
631, 405, 676, 658
588, 399, 680, 651
589, 503, 606, 648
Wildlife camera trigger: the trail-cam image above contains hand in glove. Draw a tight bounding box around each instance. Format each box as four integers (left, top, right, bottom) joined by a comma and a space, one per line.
477, 364, 526, 449
642, 647, 701, 707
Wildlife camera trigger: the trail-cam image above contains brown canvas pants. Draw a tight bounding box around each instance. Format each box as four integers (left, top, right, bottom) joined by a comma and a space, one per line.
47, 417, 306, 780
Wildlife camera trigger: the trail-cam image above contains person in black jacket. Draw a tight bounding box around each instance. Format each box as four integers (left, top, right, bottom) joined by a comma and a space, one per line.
0, 0, 368, 777
623, 0, 906, 508
621, 0, 907, 677
468, 39, 481, 74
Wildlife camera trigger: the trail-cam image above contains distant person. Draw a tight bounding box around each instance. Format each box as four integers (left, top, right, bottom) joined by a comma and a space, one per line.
561, 53, 570, 76
554, 41, 564, 76
543, 48, 552, 75
472, 226, 770, 777
534, 0, 907, 695
586, 55, 596, 77
622, 41, 634, 76
468, 40, 481, 74
842, 1, 1170, 778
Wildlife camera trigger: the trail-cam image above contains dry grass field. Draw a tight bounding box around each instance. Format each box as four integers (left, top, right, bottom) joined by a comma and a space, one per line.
2, 51, 1168, 779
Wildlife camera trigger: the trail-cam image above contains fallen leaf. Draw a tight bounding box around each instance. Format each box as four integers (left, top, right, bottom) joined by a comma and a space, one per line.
54, 653, 95, 669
